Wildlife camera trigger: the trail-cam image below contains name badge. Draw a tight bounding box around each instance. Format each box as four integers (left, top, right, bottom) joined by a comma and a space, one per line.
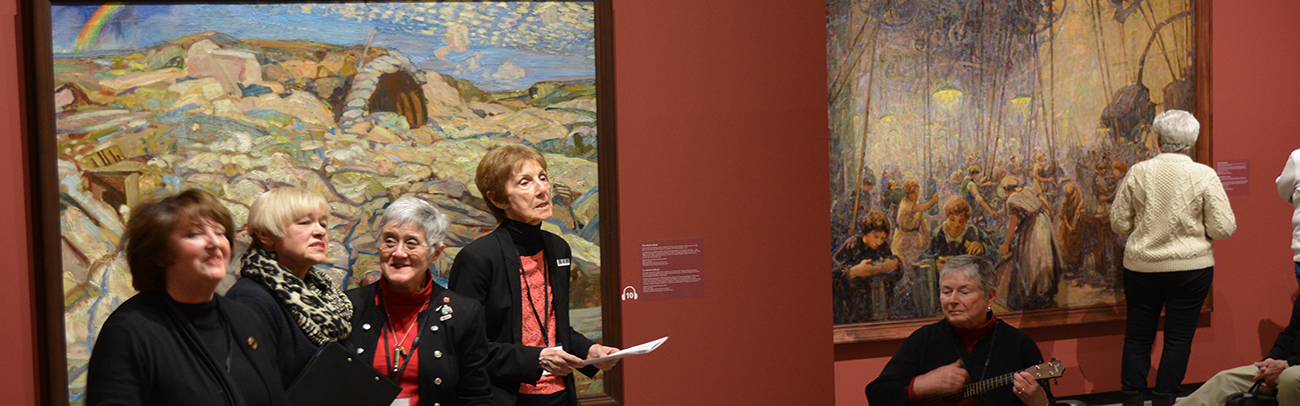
557, 258, 570, 267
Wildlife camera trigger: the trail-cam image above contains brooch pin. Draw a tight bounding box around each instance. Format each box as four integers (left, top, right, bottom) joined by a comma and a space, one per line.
439, 303, 454, 321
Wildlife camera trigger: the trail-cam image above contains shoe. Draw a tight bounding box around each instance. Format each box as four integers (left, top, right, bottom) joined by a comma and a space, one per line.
1121, 390, 1145, 406
1151, 392, 1176, 406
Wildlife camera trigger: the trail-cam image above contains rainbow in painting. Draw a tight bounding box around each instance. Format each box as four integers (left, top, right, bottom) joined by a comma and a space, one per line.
71, 4, 123, 53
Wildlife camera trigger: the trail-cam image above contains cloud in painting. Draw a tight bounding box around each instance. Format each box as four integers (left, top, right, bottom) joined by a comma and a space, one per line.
491, 60, 527, 81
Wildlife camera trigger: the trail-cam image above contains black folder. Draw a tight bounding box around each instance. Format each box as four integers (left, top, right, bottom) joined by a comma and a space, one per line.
286, 341, 401, 406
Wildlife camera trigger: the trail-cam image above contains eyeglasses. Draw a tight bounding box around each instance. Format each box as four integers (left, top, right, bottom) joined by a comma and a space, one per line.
380, 237, 426, 253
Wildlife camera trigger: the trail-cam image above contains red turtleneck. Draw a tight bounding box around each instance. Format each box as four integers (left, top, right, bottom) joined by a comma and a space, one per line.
373, 272, 433, 406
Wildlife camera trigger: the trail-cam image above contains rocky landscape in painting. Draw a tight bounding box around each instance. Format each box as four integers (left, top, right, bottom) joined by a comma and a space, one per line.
55, 31, 604, 398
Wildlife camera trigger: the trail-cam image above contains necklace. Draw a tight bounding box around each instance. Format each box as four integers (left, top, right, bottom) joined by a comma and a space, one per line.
381, 295, 430, 375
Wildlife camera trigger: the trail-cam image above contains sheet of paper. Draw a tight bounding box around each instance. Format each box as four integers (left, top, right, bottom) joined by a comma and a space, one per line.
540, 337, 669, 375
582, 336, 669, 366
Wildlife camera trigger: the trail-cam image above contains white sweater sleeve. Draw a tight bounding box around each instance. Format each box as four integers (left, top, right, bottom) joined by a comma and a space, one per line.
1278, 149, 1300, 204
1111, 172, 1136, 236
1203, 173, 1237, 240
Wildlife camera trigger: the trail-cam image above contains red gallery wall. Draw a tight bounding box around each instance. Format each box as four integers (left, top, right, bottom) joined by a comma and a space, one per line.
3, 0, 1300, 405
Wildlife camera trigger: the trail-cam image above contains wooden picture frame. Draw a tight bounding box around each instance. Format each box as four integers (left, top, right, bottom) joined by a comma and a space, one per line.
21, 0, 622, 404
827, 0, 1212, 343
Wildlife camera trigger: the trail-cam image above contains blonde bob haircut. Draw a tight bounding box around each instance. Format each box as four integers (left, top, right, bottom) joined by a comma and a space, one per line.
247, 187, 330, 249
474, 144, 547, 222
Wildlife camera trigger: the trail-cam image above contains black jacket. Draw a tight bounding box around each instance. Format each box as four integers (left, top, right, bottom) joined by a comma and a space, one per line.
865, 318, 1054, 406
225, 277, 322, 387
448, 226, 598, 406
1267, 294, 1300, 364
86, 292, 288, 406
344, 282, 493, 406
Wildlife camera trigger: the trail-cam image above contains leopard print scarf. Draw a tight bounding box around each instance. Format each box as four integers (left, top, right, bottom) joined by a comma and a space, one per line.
239, 247, 353, 345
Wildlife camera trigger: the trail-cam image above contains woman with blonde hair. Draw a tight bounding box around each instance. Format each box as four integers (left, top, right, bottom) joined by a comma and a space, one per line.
226, 187, 353, 387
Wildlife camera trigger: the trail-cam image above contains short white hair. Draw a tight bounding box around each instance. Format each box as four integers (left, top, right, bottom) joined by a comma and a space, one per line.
1152, 110, 1199, 153
377, 196, 450, 246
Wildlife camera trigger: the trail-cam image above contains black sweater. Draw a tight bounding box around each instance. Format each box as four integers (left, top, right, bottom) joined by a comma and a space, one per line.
86, 292, 287, 406
865, 319, 1054, 406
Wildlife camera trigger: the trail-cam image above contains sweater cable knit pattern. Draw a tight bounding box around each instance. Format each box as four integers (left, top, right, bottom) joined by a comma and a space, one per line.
1277, 149, 1300, 262
1110, 153, 1236, 272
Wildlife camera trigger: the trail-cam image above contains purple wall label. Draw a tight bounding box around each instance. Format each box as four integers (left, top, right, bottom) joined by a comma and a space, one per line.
1215, 160, 1250, 196
637, 239, 704, 300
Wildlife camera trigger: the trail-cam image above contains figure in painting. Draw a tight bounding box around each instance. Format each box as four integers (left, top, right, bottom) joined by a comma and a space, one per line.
927, 197, 997, 267
960, 166, 998, 224
834, 209, 902, 323
1055, 182, 1086, 272
997, 176, 1061, 311
892, 178, 939, 261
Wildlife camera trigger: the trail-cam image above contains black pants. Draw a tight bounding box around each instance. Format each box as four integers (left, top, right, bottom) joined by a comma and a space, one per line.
1121, 267, 1213, 395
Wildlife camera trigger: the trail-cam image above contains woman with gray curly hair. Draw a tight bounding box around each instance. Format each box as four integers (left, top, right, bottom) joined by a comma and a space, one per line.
345, 196, 492, 405
867, 255, 1054, 406
1111, 109, 1237, 406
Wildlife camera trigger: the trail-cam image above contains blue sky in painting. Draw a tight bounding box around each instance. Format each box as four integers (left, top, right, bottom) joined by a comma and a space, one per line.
50, 2, 595, 90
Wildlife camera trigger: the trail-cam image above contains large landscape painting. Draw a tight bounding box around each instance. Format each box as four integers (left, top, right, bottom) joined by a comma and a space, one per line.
828, 0, 1203, 342
47, 2, 607, 402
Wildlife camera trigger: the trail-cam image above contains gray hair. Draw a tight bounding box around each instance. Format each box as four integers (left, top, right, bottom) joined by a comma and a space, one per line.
1152, 109, 1199, 153
377, 196, 451, 247
939, 255, 997, 294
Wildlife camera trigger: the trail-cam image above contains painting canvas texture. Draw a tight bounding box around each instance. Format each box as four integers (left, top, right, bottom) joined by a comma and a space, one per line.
828, 0, 1196, 333
50, 2, 605, 403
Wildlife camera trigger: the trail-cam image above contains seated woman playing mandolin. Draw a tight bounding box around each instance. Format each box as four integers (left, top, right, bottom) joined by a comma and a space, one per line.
865, 255, 1058, 406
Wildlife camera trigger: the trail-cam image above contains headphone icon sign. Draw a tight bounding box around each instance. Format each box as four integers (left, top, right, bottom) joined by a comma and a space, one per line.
621, 286, 638, 300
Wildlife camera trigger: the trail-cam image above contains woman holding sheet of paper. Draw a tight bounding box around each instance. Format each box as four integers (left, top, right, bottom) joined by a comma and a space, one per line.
449, 145, 619, 406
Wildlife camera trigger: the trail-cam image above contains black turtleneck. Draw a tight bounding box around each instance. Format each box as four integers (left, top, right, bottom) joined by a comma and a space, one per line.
503, 218, 545, 256
171, 296, 271, 406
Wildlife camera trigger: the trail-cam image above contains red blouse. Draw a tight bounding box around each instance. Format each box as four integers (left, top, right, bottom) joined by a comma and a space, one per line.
519, 252, 564, 394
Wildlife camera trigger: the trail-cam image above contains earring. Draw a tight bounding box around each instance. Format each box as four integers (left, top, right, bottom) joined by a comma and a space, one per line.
986, 306, 992, 311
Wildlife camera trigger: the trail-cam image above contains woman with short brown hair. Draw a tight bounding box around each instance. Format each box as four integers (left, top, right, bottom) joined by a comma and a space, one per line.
88, 188, 287, 406
449, 144, 619, 406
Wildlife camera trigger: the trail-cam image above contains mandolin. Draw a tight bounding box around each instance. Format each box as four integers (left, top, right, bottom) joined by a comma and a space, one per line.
917, 358, 1065, 406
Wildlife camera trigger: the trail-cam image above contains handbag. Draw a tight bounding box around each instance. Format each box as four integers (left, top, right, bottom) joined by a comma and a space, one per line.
1224, 381, 1278, 406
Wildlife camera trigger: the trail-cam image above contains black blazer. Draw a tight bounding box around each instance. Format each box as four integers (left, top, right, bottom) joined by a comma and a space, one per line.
87, 292, 289, 406
344, 282, 492, 406
448, 226, 598, 406
225, 277, 322, 387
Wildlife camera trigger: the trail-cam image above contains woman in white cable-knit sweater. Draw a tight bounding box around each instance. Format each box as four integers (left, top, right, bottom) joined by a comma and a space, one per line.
1277, 149, 1300, 287
1110, 109, 1237, 406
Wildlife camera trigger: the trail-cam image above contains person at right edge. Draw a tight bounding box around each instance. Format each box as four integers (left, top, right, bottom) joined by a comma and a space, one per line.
1111, 109, 1237, 406
1176, 292, 1300, 406
449, 144, 620, 406
1276, 148, 1300, 288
